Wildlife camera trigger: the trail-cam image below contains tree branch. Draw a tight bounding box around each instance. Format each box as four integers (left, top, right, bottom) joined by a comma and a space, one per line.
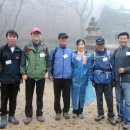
0, 0, 6, 15
83, 0, 93, 21
81, 0, 89, 15
13, 0, 24, 29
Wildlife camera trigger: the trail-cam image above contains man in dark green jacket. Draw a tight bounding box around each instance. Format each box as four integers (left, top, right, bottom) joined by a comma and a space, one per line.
0, 30, 22, 129
21, 27, 49, 125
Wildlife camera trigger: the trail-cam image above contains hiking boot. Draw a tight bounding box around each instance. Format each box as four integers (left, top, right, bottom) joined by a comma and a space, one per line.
63, 112, 70, 119
8, 116, 19, 125
108, 117, 116, 126
123, 123, 130, 129
116, 116, 122, 123
55, 113, 61, 121
37, 115, 45, 122
23, 117, 32, 125
0, 116, 7, 129
79, 113, 84, 119
95, 114, 104, 121
72, 113, 77, 119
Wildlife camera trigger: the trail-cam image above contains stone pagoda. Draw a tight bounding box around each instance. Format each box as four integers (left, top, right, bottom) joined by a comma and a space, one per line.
85, 17, 101, 49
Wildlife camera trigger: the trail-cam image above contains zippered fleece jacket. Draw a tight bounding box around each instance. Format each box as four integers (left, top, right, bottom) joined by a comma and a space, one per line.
114, 46, 130, 82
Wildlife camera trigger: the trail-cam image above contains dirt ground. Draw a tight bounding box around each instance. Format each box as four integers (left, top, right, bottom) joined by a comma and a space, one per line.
2, 80, 123, 130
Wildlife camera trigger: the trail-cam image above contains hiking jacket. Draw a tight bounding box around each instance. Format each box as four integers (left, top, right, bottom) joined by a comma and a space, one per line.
20, 41, 49, 80
114, 46, 130, 82
49, 46, 72, 79
0, 44, 22, 83
89, 48, 114, 84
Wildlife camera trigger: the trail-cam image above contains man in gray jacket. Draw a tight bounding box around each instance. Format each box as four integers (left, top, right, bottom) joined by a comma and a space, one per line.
114, 32, 130, 130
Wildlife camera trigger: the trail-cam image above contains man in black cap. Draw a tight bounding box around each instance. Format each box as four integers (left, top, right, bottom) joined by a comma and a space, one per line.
89, 38, 116, 126
49, 33, 72, 121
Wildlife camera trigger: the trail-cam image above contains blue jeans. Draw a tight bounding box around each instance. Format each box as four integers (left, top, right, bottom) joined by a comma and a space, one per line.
115, 82, 130, 125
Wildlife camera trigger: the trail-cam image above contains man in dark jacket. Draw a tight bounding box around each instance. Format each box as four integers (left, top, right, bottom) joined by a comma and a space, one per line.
114, 32, 130, 129
49, 33, 72, 121
0, 30, 22, 129
89, 38, 116, 126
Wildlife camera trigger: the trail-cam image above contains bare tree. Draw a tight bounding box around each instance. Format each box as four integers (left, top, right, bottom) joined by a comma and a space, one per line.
72, 0, 93, 37
0, 0, 5, 15
0, 0, 15, 41
41, 0, 93, 38
12, 0, 24, 29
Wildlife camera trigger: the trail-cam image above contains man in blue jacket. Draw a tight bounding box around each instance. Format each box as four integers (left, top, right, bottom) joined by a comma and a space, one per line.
89, 38, 116, 126
0, 30, 22, 129
49, 33, 72, 121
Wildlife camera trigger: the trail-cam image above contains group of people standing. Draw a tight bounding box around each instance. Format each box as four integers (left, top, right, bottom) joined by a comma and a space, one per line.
0, 27, 130, 130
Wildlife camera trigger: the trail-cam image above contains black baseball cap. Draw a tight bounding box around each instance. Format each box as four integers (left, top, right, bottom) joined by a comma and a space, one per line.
96, 38, 105, 45
58, 33, 69, 39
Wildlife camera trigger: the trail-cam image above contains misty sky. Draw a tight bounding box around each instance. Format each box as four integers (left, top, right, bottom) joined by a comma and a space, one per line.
0, 0, 130, 47
94, 0, 130, 9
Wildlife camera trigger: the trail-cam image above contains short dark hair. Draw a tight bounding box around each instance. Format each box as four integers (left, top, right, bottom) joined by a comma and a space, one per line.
6, 30, 18, 38
118, 32, 129, 39
76, 39, 85, 46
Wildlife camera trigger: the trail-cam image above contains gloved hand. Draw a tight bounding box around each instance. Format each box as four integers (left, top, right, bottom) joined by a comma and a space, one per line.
111, 80, 116, 87
92, 82, 96, 87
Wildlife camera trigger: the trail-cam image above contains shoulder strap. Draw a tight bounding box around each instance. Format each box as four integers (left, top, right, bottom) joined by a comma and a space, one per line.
43, 44, 47, 53
93, 51, 96, 67
105, 50, 113, 69
106, 50, 111, 59
51, 47, 58, 75
93, 50, 113, 69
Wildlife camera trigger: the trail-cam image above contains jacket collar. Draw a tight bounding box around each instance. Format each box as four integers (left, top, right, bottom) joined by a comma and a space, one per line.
28, 41, 44, 52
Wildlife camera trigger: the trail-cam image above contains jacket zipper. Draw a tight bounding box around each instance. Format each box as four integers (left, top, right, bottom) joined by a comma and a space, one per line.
62, 49, 64, 78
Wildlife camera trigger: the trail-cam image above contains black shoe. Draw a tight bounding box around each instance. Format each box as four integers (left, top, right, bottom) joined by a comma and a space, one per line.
116, 116, 122, 123
8, 116, 19, 125
95, 114, 104, 121
0, 116, 7, 129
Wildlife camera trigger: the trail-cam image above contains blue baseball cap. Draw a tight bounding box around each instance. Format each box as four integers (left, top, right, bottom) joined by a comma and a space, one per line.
96, 38, 105, 45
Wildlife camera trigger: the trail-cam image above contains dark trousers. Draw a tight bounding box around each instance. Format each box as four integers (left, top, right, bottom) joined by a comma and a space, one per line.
95, 83, 115, 117
53, 79, 71, 114
1, 82, 19, 116
25, 78, 45, 117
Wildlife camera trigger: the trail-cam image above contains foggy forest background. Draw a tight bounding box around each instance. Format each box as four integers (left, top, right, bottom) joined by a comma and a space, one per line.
0, 0, 130, 50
